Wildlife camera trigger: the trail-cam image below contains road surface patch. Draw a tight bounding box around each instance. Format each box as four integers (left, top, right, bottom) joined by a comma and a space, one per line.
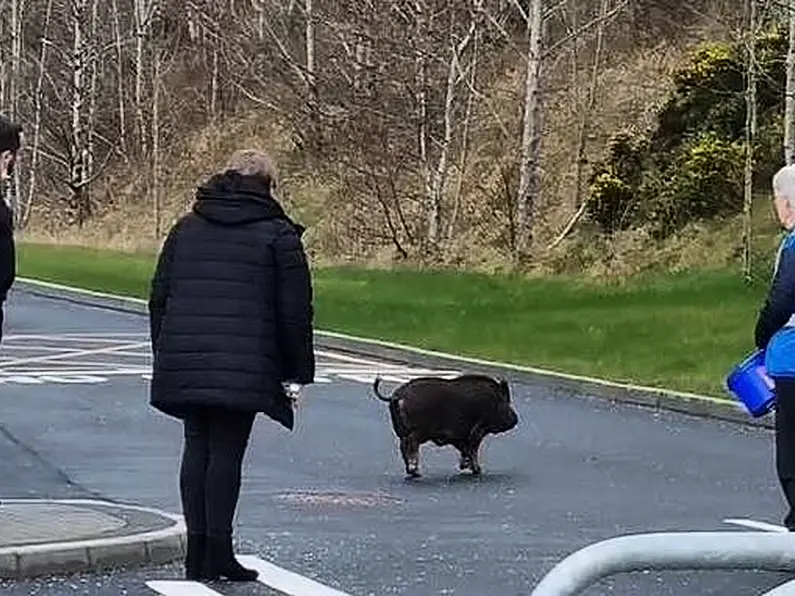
272, 490, 403, 509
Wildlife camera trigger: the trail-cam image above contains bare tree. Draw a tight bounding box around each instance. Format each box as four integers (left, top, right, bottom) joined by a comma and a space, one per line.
742, 0, 757, 281
69, 0, 90, 224
22, 0, 55, 228
785, 0, 795, 165
134, 0, 158, 156
111, 0, 128, 160
514, 0, 544, 262
547, 0, 610, 250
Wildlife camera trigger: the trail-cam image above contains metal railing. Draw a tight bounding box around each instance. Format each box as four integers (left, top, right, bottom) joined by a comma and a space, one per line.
529, 531, 795, 596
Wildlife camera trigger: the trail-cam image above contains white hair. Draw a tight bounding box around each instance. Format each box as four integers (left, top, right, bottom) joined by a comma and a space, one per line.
773, 164, 795, 209
224, 149, 277, 188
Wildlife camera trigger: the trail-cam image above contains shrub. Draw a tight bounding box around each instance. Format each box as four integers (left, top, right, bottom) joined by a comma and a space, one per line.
587, 25, 786, 238
649, 133, 745, 237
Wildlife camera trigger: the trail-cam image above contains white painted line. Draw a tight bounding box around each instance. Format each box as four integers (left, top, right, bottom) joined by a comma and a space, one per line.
3, 359, 146, 369
0, 341, 148, 367
724, 518, 789, 533
315, 348, 394, 367
0, 368, 148, 375
146, 580, 223, 595
0, 345, 102, 352
338, 374, 380, 384
3, 333, 148, 341
237, 555, 352, 596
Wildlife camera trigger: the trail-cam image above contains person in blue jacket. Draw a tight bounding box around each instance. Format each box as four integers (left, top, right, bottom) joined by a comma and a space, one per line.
755, 163, 795, 530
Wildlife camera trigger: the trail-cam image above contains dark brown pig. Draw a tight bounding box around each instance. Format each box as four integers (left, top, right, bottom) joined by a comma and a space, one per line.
372, 373, 519, 478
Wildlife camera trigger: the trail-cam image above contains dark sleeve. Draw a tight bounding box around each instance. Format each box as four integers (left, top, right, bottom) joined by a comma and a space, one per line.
0, 202, 14, 300
755, 247, 795, 349
148, 222, 181, 349
273, 224, 315, 384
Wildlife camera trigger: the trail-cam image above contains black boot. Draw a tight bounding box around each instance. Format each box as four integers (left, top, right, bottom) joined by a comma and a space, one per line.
185, 533, 206, 580
200, 533, 258, 582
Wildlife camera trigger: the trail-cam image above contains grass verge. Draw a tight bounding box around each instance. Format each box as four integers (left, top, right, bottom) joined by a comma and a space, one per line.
16, 242, 771, 398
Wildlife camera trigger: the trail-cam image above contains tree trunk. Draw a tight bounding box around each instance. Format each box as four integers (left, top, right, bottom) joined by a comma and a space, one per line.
87, 0, 99, 193
785, 0, 795, 165
112, 0, 128, 160
23, 0, 53, 228
134, 0, 148, 157
742, 0, 757, 282
152, 49, 161, 240
70, 0, 89, 225
515, 0, 544, 262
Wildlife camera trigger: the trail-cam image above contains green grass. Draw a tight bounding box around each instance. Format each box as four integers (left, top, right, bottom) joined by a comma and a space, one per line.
16, 242, 772, 398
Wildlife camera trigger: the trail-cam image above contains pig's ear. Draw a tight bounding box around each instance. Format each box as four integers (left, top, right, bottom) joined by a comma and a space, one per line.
497, 376, 510, 396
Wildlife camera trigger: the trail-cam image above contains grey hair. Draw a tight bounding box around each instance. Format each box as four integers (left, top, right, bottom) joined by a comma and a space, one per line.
773, 163, 795, 209
224, 149, 277, 189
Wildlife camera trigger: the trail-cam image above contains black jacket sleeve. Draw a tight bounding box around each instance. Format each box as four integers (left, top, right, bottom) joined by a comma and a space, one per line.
148, 222, 181, 350
0, 201, 15, 301
273, 223, 315, 385
755, 247, 795, 349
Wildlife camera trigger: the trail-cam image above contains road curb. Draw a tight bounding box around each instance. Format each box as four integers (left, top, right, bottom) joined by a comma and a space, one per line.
0, 499, 185, 579
13, 277, 774, 432
314, 334, 774, 430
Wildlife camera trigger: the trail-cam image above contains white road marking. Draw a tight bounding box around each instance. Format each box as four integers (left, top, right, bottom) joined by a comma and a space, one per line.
723, 518, 789, 532
3, 333, 148, 341
146, 580, 223, 595
339, 374, 379, 384
0, 368, 147, 375
0, 341, 148, 367
0, 336, 460, 387
237, 555, 353, 596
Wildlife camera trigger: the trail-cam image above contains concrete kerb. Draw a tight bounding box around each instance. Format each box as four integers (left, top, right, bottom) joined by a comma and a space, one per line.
13, 276, 773, 431
0, 499, 185, 579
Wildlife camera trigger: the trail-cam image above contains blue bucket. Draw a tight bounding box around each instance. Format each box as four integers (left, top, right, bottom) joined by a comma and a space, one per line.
725, 350, 776, 418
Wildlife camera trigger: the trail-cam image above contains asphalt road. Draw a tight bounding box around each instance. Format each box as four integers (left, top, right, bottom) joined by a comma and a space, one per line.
1, 288, 794, 595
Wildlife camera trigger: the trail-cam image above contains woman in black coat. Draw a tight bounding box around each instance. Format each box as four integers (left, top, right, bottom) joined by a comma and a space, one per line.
148, 149, 315, 582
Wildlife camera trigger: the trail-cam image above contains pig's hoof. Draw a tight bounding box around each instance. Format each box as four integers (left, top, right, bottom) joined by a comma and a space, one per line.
405, 465, 421, 479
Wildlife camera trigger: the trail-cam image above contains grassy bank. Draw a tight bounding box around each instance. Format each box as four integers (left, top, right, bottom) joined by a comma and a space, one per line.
16, 242, 772, 398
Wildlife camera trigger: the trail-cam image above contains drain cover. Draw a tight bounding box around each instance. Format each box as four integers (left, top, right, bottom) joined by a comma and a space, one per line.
273, 490, 402, 508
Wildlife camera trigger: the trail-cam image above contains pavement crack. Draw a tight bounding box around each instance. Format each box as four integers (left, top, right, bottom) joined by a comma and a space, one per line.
0, 423, 107, 501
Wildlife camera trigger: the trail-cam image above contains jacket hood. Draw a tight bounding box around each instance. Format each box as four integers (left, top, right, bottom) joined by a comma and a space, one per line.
192, 171, 305, 235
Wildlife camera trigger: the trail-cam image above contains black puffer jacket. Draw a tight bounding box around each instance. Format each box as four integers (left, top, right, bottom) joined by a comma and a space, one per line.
147, 171, 315, 430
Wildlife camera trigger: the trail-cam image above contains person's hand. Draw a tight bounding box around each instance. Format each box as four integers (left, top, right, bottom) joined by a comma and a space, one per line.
283, 382, 302, 408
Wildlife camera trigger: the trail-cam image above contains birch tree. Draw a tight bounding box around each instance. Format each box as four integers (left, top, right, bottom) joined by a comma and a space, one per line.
742, 0, 757, 281
111, 0, 128, 159
514, 0, 543, 261
785, 0, 795, 165
22, 0, 55, 228
134, 0, 158, 156
69, 0, 90, 224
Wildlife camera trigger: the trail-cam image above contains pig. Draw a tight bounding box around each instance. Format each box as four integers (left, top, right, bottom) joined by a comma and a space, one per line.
372, 373, 519, 478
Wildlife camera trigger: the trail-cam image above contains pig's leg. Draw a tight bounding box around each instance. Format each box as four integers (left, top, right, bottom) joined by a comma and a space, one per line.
465, 427, 487, 475
400, 435, 421, 478
453, 440, 473, 471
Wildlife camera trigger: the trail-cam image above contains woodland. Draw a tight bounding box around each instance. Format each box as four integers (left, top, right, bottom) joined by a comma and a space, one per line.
0, 0, 790, 276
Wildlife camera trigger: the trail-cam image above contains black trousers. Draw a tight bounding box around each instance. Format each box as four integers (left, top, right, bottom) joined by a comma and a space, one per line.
179, 409, 256, 537
774, 377, 795, 529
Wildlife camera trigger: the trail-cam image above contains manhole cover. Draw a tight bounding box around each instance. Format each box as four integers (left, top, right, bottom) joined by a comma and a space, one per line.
273, 490, 402, 508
